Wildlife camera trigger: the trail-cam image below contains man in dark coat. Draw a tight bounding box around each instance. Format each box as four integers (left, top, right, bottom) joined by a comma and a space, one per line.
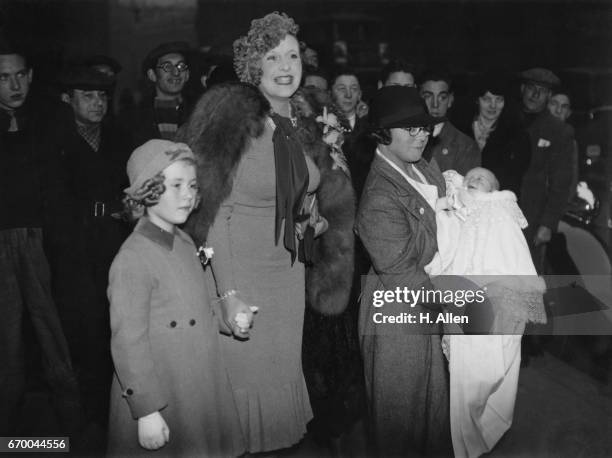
0, 40, 81, 436
55, 64, 131, 429
419, 69, 481, 175
517, 68, 577, 270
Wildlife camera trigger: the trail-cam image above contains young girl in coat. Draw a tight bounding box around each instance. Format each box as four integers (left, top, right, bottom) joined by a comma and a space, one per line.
107, 139, 245, 457
426, 167, 547, 458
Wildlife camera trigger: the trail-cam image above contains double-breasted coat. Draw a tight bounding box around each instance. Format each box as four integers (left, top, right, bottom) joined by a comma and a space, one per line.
107, 218, 244, 457
355, 154, 452, 457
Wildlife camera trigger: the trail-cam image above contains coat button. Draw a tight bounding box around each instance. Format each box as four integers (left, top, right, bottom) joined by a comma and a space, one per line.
189, 319, 196, 326
442, 148, 449, 155
126, 388, 133, 396
419, 207, 425, 215
170, 321, 177, 328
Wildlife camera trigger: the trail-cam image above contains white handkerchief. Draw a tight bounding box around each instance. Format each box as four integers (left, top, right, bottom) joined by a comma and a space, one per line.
537, 138, 551, 147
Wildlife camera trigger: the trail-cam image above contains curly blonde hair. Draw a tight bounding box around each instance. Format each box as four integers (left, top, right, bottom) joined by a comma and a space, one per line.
233, 11, 299, 86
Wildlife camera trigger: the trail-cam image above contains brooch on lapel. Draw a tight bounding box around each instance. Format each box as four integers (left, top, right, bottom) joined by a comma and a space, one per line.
196, 245, 214, 266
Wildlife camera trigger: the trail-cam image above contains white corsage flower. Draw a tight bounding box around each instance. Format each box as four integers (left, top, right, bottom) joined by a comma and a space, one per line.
196, 245, 214, 265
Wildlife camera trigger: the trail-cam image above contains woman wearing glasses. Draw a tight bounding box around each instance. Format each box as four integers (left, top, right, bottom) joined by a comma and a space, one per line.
355, 86, 452, 457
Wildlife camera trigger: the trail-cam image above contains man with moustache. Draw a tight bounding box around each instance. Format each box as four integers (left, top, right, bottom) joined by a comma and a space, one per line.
518, 68, 576, 269
55, 64, 131, 432
0, 38, 81, 436
419, 68, 481, 175
127, 41, 192, 146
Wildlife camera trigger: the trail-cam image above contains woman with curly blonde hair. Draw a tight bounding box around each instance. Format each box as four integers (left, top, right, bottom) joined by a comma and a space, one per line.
179, 11, 356, 454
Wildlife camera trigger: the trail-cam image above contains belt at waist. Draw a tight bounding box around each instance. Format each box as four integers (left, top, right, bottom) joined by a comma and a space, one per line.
77, 200, 122, 219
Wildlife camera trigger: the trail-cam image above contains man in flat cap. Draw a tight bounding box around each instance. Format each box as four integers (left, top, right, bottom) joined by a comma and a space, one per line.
55, 64, 131, 434
520, 67, 560, 114
125, 41, 192, 147
518, 67, 577, 272
0, 36, 82, 436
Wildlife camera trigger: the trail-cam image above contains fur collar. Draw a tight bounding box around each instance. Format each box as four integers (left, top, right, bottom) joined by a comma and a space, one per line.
179, 83, 356, 316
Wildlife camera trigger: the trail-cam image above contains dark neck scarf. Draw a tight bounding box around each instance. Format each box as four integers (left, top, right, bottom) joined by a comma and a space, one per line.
271, 112, 309, 265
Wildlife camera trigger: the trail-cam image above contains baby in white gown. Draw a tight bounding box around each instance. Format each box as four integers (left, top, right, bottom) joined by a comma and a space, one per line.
425, 167, 547, 458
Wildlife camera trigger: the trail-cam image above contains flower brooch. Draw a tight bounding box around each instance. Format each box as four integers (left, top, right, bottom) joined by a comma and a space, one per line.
196, 245, 214, 265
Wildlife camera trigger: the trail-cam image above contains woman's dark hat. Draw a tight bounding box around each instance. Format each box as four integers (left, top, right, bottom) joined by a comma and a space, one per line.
369, 86, 442, 128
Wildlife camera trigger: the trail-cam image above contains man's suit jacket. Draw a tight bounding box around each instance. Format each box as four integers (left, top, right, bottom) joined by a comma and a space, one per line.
343, 116, 375, 202
520, 111, 576, 233
425, 121, 481, 175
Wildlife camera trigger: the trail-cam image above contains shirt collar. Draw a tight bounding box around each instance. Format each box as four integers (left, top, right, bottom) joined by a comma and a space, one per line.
135, 217, 176, 250
347, 113, 356, 129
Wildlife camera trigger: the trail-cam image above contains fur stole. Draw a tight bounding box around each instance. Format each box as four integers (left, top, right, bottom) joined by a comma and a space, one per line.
293, 88, 356, 316
179, 83, 355, 316
177, 82, 269, 246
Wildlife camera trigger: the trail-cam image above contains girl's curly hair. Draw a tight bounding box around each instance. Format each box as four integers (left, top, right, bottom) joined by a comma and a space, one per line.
233, 11, 299, 86
122, 173, 166, 221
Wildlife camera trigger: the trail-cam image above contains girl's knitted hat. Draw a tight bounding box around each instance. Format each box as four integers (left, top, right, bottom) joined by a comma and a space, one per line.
124, 139, 195, 197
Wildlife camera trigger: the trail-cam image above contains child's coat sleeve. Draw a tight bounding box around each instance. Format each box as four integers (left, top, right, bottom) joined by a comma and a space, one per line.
108, 247, 168, 419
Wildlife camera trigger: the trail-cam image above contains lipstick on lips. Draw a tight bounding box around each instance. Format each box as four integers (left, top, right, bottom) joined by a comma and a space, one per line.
274, 75, 294, 84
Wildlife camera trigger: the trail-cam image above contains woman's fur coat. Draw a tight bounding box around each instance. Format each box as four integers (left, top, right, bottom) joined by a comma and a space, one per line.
178, 83, 355, 315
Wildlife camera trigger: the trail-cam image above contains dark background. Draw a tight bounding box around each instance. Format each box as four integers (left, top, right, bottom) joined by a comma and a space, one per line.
1, 0, 611, 109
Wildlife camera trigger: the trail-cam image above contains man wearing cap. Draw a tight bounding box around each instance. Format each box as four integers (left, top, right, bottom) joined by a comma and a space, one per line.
0, 37, 81, 435
82, 54, 123, 116
518, 68, 577, 269
356, 86, 451, 457
55, 64, 131, 431
419, 68, 481, 175
126, 41, 192, 147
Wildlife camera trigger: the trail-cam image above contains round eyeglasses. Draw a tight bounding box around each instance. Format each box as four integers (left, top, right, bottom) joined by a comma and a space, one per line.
156, 61, 189, 74
400, 126, 432, 137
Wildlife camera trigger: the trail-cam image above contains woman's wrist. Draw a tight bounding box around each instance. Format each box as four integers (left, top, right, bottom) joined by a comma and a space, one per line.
220, 289, 239, 300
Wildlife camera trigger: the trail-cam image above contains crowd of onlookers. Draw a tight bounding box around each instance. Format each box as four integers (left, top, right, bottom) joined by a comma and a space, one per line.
0, 15, 582, 455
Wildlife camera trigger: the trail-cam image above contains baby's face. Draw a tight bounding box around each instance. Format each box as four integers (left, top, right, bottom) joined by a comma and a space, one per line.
464, 168, 496, 193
